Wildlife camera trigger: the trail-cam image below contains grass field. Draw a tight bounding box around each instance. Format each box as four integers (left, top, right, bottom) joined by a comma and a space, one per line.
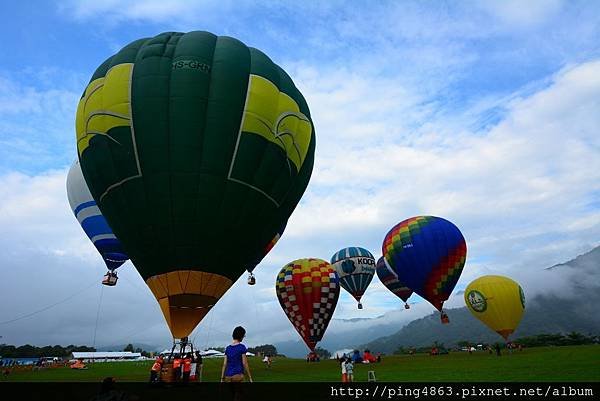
3, 345, 599, 382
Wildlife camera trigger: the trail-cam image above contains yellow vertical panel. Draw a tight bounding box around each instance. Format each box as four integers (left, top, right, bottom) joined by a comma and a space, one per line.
241, 75, 311, 171
76, 64, 133, 156
165, 272, 185, 295
185, 271, 204, 294
146, 276, 168, 300
158, 298, 172, 328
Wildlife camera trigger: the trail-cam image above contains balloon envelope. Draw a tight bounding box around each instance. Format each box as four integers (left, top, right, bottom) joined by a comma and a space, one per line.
246, 220, 287, 274
275, 258, 340, 351
75, 31, 315, 338
382, 216, 467, 311
375, 257, 412, 304
330, 247, 375, 307
66, 160, 128, 271
465, 275, 525, 340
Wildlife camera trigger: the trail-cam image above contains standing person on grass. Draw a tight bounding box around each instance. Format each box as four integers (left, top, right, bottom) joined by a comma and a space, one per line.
149, 355, 163, 383
194, 351, 204, 382
221, 326, 253, 383
340, 357, 348, 382
182, 354, 192, 383
345, 358, 354, 382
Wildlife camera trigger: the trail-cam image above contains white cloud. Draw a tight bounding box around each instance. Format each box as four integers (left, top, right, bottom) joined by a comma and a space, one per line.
57, 0, 195, 22
0, 170, 83, 255
286, 60, 600, 268
0, 72, 81, 174
475, 0, 564, 27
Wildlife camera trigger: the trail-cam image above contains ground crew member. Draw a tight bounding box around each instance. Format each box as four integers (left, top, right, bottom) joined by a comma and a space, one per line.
149, 356, 163, 383
182, 354, 192, 383
173, 356, 182, 381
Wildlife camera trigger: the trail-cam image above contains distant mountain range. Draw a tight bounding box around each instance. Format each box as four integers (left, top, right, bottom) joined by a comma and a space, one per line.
96, 343, 162, 352
276, 246, 600, 357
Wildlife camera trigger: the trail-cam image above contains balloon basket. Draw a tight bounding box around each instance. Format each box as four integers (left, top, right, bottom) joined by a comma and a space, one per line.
160, 337, 202, 383
404, 304, 410, 309
357, 303, 363, 309
440, 313, 450, 325
102, 271, 118, 286
159, 362, 175, 383
166, 337, 195, 361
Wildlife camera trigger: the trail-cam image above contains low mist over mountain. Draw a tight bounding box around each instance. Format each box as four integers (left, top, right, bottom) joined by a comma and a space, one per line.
277, 246, 600, 357
275, 314, 405, 358
364, 246, 600, 353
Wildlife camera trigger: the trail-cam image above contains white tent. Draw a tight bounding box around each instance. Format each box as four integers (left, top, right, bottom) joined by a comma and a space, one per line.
201, 349, 225, 358
70, 352, 141, 361
158, 348, 226, 358
330, 349, 354, 359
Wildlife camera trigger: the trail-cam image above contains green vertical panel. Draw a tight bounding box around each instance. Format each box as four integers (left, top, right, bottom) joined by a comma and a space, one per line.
197, 36, 251, 269
243, 49, 315, 267
131, 33, 176, 276
169, 31, 217, 268
248, 47, 280, 86
200, 36, 250, 175
273, 62, 315, 237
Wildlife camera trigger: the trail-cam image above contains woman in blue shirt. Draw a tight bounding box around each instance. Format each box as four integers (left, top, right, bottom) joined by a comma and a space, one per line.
221, 326, 253, 382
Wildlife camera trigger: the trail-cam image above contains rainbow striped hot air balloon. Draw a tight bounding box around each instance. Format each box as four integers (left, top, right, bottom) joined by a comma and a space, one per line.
66, 160, 128, 285
330, 247, 376, 309
382, 216, 467, 323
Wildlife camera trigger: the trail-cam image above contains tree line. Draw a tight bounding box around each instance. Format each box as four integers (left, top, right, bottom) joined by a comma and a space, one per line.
515, 332, 598, 347
392, 332, 598, 354
122, 344, 151, 357
0, 344, 96, 358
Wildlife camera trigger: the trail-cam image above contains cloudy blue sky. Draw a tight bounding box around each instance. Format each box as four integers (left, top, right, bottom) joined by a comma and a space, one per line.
0, 0, 599, 351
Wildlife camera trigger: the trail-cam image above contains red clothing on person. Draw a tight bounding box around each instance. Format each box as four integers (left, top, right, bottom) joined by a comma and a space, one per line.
183, 358, 192, 373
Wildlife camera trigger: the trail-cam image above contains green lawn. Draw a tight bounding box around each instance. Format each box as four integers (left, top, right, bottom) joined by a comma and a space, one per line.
3, 345, 599, 382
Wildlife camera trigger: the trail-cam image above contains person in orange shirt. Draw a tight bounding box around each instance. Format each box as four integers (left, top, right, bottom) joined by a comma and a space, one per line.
173, 356, 182, 381
182, 354, 192, 383
149, 356, 163, 383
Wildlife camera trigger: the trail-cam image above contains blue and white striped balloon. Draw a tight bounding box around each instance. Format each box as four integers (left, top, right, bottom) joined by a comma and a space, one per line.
330, 247, 376, 309
66, 160, 128, 271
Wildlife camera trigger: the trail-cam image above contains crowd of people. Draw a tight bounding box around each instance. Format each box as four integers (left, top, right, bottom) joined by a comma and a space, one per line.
1, 358, 67, 376
337, 349, 382, 382
149, 325, 254, 386
149, 350, 204, 384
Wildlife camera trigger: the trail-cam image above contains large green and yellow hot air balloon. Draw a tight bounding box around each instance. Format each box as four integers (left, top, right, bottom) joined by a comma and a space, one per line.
464, 275, 525, 340
75, 31, 315, 339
